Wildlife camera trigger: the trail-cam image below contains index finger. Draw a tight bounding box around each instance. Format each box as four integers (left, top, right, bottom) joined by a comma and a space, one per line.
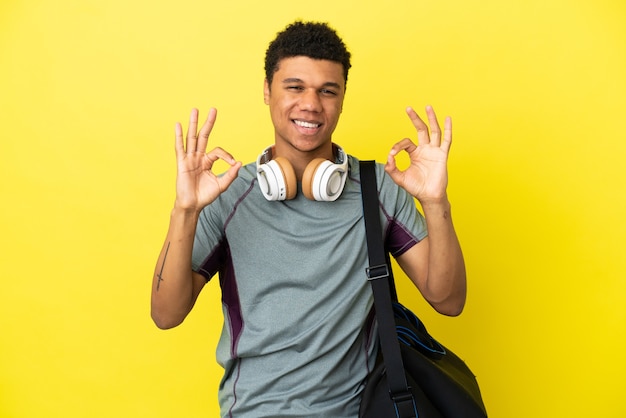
204, 146, 237, 166
388, 137, 417, 158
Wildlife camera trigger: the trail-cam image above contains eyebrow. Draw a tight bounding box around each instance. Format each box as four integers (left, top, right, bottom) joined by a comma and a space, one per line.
281, 78, 342, 90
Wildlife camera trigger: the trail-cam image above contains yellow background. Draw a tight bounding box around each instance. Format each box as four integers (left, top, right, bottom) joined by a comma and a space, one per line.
1, 0, 625, 416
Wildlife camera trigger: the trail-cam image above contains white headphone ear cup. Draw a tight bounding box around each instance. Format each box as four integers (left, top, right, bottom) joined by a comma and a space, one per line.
317, 161, 347, 201
273, 157, 297, 200
255, 147, 296, 201
257, 161, 281, 201
302, 158, 347, 201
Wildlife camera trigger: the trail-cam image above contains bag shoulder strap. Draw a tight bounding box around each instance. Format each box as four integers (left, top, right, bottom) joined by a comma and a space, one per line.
360, 160, 417, 418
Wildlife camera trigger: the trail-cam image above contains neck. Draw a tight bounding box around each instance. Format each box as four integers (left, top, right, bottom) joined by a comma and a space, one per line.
274, 142, 336, 181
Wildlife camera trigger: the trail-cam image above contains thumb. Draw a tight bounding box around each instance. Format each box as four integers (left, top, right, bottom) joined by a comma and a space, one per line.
217, 161, 242, 191
384, 153, 403, 186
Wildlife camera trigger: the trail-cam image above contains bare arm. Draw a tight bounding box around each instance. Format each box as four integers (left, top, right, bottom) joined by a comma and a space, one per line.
151, 208, 208, 329
385, 106, 466, 316
396, 205, 466, 316
151, 108, 241, 329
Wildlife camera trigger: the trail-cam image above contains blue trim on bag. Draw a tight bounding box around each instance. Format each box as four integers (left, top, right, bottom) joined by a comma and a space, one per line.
394, 403, 419, 418
393, 302, 447, 356
391, 391, 419, 418
396, 326, 446, 355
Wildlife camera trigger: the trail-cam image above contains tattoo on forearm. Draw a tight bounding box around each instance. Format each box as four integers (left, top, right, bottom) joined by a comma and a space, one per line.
156, 242, 170, 291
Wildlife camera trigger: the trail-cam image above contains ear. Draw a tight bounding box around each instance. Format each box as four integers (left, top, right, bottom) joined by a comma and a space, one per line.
263, 79, 270, 105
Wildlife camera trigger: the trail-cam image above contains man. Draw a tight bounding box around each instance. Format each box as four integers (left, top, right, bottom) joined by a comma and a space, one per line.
151, 21, 466, 417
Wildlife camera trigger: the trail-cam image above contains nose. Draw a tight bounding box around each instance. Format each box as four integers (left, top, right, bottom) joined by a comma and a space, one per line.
299, 89, 322, 112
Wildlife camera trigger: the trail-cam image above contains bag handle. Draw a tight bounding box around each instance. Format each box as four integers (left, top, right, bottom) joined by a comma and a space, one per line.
360, 160, 418, 418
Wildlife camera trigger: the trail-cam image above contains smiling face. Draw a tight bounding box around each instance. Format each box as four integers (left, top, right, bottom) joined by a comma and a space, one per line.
264, 56, 346, 157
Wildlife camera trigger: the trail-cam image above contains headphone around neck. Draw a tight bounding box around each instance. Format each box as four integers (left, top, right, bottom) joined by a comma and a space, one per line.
256, 144, 349, 202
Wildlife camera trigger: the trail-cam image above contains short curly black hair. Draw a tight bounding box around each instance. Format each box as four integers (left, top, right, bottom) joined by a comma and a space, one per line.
264, 21, 352, 87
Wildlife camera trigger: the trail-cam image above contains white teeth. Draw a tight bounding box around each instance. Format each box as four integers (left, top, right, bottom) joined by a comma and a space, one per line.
294, 120, 320, 129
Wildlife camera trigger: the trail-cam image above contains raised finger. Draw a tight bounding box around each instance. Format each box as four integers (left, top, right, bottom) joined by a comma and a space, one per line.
425, 105, 442, 147
406, 106, 430, 145
186, 108, 200, 153
197, 108, 217, 153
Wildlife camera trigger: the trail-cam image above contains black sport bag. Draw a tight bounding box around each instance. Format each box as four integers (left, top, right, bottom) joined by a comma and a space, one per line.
358, 160, 487, 418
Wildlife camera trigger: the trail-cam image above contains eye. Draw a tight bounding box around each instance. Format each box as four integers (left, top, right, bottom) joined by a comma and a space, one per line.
286, 85, 304, 92
320, 88, 337, 96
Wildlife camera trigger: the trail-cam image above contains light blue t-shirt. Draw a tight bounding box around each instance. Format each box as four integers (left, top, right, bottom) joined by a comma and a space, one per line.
192, 156, 427, 417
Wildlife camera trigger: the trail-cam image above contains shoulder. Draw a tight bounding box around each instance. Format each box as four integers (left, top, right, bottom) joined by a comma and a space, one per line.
346, 154, 400, 194
346, 154, 386, 180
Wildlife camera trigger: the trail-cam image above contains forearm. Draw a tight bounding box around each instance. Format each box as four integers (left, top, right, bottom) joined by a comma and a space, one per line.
420, 198, 467, 316
151, 207, 203, 329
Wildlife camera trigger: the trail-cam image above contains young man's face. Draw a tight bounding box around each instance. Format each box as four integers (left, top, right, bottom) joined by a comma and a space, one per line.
264, 56, 346, 155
